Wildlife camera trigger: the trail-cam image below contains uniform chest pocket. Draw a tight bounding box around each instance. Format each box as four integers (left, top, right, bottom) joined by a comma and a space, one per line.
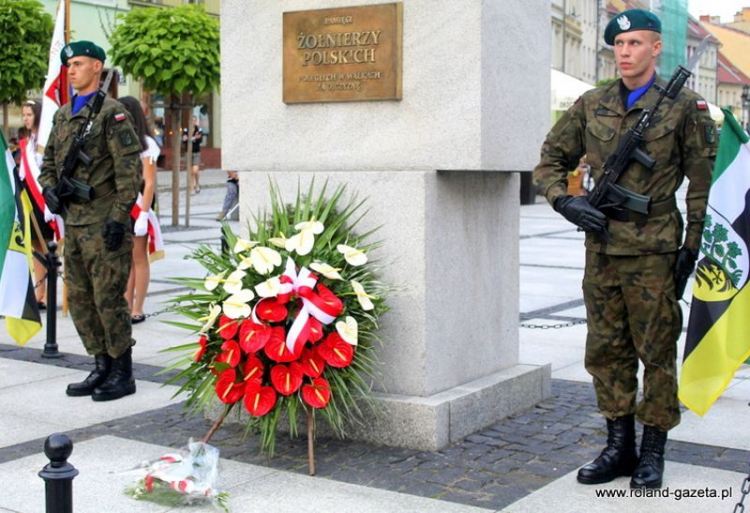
641, 122, 677, 166
585, 118, 617, 169
82, 123, 107, 162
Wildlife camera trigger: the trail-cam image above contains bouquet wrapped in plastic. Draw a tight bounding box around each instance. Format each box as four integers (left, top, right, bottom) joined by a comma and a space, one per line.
126, 439, 229, 511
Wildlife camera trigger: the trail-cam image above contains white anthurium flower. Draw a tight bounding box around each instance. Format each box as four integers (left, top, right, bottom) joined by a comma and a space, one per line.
336, 315, 358, 346
294, 219, 324, 234
255, 276, 282, 298
337, 244, 368, 266
204, 271, 226, 291
268, 233, 288, 249
351, 280, 375, 311
285, 229, 316, 256
237, 255, 253, 271
250, 246, 282, 275
223, 269, 247, 295
222, 289, 255, 319
233, 238, 258, 254
199, 304, 222, 334
309, 261, 344, 281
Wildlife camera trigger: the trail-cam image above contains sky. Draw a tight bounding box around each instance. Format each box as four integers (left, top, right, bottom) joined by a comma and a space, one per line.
687, 0, 748, 23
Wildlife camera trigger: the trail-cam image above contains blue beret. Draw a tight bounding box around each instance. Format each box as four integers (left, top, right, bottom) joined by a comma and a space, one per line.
60, 41, 106, 66
604, 9, 661, 45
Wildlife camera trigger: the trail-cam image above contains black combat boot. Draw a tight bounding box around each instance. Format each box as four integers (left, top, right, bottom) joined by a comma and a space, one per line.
91, 348, 136, 402
577, 415, 638, 484
630, 425, 667, 489
66, 354, 111, 396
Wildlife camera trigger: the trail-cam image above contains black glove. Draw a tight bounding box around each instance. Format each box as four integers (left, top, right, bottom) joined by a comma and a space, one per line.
43, 186, 62, 214
554, 195, 608, 234
101, 219, 127, 252
674, 247, 698, 299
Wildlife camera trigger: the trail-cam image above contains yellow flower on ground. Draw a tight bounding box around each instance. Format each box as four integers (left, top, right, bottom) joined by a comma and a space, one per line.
255, 276, 282, 298
222, 289, 255, 319
199, 304, 222, 334
310, 261, 344, 280
223, 269, 246, 295
204, 271, 226, 291
336, 316, 358, 346
337, 244, 368, 266
351, 280, 375, 311
250, 246, 282, 275
233, 238, 258, 254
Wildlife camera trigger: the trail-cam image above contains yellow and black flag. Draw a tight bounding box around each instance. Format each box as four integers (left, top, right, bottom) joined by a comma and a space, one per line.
679, 108, 750, 415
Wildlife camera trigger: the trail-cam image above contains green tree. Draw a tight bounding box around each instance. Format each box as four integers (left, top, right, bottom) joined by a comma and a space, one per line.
0, 0, 52, 137
109, 5, 220, 226
595, 77, 617, 88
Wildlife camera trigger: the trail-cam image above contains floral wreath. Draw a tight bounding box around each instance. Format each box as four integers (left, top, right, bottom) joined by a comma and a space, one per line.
167, 182, 388, 453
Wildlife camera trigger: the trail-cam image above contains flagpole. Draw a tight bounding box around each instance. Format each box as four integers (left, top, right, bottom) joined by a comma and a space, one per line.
64, 0, 70, 44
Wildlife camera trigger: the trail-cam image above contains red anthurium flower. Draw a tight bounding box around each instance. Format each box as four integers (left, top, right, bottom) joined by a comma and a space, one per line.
300, 347, 326, 378
264, 333, 298, 363
216, 340, 242, 367
315, 283, 344, 317
144, 474, 154, 493
243, 383, 277, 417
301, 377, 331, 409
256, 298, 288, 323
306, 317, 324, 343
215, 369, 245, 404
317, 333, 354, 368
270, 362, 303, 396
217, 315, 239, 340
238, 319, 271, 354
242, 355, 265, 385
194, 335, 208, 362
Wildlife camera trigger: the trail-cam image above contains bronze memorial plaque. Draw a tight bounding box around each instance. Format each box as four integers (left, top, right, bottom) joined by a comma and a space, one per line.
283, 2, 403, 103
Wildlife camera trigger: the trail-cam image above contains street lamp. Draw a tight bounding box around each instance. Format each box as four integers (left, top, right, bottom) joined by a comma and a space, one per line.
742, 84, 750, 132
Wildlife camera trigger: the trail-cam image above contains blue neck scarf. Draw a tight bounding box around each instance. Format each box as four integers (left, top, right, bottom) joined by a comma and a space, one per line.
72, 92, 97, 115
625, 74, 656, 110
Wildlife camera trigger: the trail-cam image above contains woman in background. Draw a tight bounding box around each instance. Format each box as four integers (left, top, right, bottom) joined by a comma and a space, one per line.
20, 99, 54, 309
119, 96, 160, 324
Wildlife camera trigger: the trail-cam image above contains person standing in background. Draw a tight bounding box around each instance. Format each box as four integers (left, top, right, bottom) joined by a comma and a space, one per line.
119, 96, 161, 324
182, 116, 203, 193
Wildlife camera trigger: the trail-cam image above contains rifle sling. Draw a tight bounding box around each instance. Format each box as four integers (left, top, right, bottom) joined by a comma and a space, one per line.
601, 196, 677, 223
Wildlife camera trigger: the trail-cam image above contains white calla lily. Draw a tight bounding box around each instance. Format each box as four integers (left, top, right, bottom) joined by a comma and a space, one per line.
309, 261, 344, 280
223, 269, 246, 294
222, 289, 255, 319
250, 246, 282, 275
233, 238, 258, 254
204, 271, 226, 291
255, 276, 282, 298
351, 280, 375, 311
336, 316, 358, 346
337, 244, 368, 266
268, 234, 288, 249
199, 304, 222, 334
285, 229, 316, 256
294, 219, 324, 234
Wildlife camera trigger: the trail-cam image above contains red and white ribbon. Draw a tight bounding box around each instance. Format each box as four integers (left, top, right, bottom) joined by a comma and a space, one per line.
130, 193, 165, 261
279, 258, 338, 353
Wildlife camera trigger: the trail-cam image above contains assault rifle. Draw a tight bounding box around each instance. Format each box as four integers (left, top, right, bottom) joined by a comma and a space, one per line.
587, 65, 691, 225
56, 68, 115, 203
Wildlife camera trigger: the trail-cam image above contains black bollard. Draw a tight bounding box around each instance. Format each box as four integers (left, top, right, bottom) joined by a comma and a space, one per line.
42, 241, 62, 358
38, 433, 78, 513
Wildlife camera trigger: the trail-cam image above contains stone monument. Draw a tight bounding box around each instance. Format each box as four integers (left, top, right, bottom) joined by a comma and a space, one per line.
221, 0, 552, 450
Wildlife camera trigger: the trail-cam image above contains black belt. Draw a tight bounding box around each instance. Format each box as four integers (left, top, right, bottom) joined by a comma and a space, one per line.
601, 196, 677, 223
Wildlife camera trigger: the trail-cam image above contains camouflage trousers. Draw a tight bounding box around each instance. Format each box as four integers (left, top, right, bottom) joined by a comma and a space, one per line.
65, 223, 134, 359
582, 251, 682, 431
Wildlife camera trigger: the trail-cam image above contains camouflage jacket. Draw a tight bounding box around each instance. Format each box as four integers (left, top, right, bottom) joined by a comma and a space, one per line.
534, 78, 716, 255
39, 96, 142, 226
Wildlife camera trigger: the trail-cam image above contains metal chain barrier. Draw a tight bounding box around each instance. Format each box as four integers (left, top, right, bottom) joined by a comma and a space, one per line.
733, 472, 750, 513
519, 319, 588, 329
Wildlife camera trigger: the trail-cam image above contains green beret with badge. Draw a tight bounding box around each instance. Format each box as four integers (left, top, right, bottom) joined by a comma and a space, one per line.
604, 9, 662, 45
60, 40, 106, 66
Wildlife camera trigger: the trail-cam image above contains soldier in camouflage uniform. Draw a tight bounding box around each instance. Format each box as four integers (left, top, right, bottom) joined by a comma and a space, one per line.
533, 10, 716, 489
39, 41, 142, 402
